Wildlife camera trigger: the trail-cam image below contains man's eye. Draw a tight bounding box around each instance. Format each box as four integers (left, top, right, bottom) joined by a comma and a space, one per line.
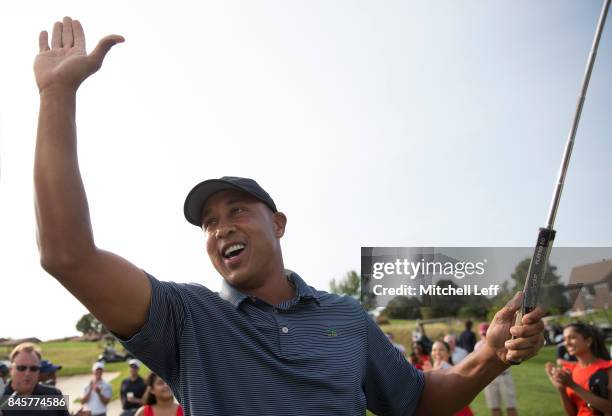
231, 207, 244, 214
203, 219, 218, 230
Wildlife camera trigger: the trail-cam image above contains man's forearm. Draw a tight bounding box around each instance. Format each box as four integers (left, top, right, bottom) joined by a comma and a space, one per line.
417, 346, 508, 415
35, 87, 95, 272
97, 391, 110, 405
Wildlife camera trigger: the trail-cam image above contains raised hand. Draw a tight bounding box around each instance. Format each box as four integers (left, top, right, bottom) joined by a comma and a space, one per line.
34, 16, 124, 93
545, 362, 565, 390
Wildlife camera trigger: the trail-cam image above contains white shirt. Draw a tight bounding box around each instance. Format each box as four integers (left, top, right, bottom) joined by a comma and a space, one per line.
81, 379, 112, 415
451, 346, 468, 364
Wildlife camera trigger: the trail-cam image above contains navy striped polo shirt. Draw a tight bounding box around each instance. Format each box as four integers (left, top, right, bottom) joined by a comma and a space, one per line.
119, 270, 424, 415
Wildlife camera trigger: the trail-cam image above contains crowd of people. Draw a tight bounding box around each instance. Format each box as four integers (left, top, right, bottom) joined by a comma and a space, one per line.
1, 324, 610, 415
386, 320, 516, 416
0, 342, 182, 416
386, 319, 612, 416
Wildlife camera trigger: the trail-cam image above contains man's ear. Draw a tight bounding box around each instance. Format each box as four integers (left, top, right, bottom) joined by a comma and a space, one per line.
272, 212, 287, 238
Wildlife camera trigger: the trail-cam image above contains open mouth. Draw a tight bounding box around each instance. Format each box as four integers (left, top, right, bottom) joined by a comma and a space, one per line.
223, 243, 246, 259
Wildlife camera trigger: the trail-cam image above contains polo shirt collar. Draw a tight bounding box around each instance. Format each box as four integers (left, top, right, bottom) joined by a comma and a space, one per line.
219, 269, 320, 309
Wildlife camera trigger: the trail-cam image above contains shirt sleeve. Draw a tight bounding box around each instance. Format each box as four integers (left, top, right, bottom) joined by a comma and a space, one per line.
116, 272, 187, 384
364, 313, 425, 416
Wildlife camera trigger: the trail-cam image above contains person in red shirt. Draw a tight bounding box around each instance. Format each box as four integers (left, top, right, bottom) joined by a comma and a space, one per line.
135, 373, 183, 416
423, 340, 474, 416
545, 322, 612, 415
409, 340, 431, 370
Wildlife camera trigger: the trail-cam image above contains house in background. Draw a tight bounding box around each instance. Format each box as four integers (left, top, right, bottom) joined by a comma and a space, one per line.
568, 259, 612, 312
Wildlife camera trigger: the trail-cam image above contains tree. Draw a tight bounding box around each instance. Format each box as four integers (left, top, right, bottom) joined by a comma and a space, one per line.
330, 270, 376, 310
384, 296, 421, 319
510, 258, 569, 314
420, 279, 469, 318
76, 313, 107, 336
329, 270, 360, 297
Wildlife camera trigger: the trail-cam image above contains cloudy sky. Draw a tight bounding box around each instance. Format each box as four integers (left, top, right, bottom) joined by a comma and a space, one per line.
1, 0, 611, 340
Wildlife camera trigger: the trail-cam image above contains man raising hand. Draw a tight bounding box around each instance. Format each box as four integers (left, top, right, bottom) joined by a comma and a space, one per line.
34, 17, 545, 416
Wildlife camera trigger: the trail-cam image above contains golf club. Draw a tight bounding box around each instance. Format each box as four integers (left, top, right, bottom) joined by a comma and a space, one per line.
509, 0, 611, 364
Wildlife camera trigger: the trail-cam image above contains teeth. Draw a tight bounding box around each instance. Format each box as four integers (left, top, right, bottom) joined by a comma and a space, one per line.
224, 243, 245, 257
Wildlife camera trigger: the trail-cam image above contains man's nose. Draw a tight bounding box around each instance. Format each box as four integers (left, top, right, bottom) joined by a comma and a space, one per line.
215, 223, 236, 239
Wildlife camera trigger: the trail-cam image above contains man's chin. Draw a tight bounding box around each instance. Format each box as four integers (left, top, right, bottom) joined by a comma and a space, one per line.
223, 271, 255, 289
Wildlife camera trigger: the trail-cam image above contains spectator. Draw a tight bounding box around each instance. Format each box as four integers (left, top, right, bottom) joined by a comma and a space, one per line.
1, 343, 68, 415
80, 362, 111, 416
409, 340, 431, 370
121, 359, 147, 416
475, 323, 519, 416
458, 320, 477, 353
0, 361, 9, 394
424, 340, 474, 416
555, 332, 578, 366
135, 373, 183, 416
39, 359, 63, 386
444, 334, 469, 364
545, 322, 612, 415
412, 322, 433, 354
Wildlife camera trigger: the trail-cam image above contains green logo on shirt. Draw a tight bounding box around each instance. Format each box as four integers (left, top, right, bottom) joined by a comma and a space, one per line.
326, 328, 337, 337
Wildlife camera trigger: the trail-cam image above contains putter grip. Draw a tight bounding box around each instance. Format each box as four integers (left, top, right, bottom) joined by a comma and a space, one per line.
522, 227, 556, 313
508, 227, 556, 365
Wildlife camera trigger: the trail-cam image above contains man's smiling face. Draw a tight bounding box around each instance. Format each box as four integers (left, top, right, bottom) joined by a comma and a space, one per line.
201, 189, 286, 289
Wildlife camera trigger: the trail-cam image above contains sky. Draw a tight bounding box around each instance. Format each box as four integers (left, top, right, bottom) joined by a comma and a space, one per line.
1, 0, 611, 341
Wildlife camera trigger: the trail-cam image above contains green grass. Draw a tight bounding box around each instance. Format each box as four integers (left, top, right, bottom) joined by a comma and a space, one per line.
39, 341, 150, 402
470, 346, 560, 415
39, 341, 102, 376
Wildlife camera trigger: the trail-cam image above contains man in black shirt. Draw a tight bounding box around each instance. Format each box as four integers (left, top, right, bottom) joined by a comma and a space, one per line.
119, 359, 146, 416
458, 320, 477, 353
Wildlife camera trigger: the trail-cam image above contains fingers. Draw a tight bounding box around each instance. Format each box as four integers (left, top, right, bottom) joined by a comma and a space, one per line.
545, 363, 555, 376
73, 20, 86, 50
504, 332, 544, 361
509, 318, 544, 339
62, 16, 74, 48
89, 35, 125, 69
51, 21, 62, 49
39, 31, 50, 52
522, 305, 546, 325
504, 330, 544, 350
48, 17, 84, 50
492, 292, 523, 323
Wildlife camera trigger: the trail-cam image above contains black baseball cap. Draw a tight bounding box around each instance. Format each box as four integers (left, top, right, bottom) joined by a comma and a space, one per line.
184, 176, 278, 226
39, 360, 62, 373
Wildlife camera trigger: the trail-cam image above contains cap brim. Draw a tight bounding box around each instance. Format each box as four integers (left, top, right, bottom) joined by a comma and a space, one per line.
184, 179, 251, 226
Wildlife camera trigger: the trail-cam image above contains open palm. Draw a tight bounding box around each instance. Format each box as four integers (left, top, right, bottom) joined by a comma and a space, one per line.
34, 17, 123, 93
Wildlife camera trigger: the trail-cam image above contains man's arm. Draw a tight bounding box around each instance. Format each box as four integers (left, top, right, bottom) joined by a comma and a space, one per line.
96, 385, 111, 405
79, 383, 92, 404
416, 292, 545, 415
34, 17, 150, 339
119, 381, 127, 407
